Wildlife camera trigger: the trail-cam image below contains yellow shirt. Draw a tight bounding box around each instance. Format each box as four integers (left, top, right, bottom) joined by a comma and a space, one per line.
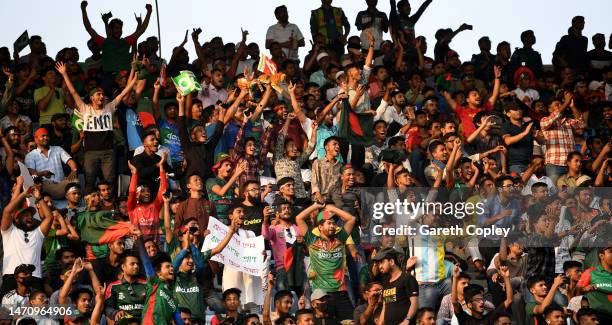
34, 86, 66, 125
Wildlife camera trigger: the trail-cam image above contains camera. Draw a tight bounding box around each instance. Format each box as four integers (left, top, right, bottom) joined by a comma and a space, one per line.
188, 226, 199, 234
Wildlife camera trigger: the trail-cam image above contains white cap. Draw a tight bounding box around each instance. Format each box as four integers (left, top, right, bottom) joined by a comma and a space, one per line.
335, 71, 345, 80
316, 52, 329, 61
589, 80, 603, 91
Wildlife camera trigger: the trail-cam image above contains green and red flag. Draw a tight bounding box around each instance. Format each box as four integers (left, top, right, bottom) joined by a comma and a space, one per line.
77, 210, 132, 245
257, 51, 278, 76
337, 99, 375, 147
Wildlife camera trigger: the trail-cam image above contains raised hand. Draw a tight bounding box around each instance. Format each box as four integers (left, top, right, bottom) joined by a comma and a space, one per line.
81, 1, 88, 10
55, 62, 67, 75
365, 29, 375, 47
145, 3, 153, 12
241, 28, 249, 43
494, 65, 502, 79
287, 81, 295, 94
127, 160, 137, 175
192, 28, 202, 39
287, 112, 297, 120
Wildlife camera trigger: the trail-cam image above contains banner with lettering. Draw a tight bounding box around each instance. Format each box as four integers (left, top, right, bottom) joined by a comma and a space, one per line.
202, 217, 265, 276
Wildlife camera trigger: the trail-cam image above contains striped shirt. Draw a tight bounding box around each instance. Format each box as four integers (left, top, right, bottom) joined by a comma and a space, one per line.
410, 232, 453, 283
274, 129, 315, 199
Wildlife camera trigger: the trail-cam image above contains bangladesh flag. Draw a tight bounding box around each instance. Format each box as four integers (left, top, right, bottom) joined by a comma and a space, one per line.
337, 99, 375, 147
77, 210, 132, 245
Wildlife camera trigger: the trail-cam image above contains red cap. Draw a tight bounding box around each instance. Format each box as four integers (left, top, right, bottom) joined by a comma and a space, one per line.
34, 128, 48, 138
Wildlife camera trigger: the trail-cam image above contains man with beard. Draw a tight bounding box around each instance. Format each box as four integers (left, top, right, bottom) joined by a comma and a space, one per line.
172, 216, 237, 323
104, 253, 147, 322
127, 149, 167, 241
1, 184, 53, 296
373, 248, 418, 324
240, 180, 271, 237
296, 201, 357, 323
25, 128, 79, 199
48, 113, 72, 154
56, 61, 138, 194
96, 180, 115, 211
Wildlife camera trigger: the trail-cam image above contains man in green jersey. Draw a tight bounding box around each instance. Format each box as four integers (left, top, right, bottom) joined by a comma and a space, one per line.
296, 201, 356, 323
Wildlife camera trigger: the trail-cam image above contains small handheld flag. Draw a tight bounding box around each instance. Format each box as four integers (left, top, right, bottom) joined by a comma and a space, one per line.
172, 70, 202, 96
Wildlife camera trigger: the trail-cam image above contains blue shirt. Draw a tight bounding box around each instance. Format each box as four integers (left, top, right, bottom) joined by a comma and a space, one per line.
478, 195, 521, 231
157, 119, 183, 163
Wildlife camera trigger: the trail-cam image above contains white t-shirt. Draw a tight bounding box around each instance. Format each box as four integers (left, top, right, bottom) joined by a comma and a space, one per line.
1, 224, 44, 278
265, 22, 304, 61
1, 289, 29, 306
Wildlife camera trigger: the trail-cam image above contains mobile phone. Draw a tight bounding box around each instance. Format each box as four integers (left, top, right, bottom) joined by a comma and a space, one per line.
189, 226, 199, 234
163, 190, 171, 198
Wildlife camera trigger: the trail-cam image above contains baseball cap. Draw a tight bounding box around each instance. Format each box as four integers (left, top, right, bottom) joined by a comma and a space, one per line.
13, 207, 36, 219
335, 71, 345, 80
14, 264, 35, 275
34, 127, 48, 138
371, 247, 401, 262
212, 153, 233, 174
51, 113, 70, 122
311, 289, 329, 301
316, 210, 337, 224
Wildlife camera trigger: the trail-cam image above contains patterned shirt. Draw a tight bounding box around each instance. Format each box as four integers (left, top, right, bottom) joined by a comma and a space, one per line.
231, 121, 273, 188
274, 129, 315, 199
540, 110, 584, 166
311, 156, 342, 198
305, 227, 350, 292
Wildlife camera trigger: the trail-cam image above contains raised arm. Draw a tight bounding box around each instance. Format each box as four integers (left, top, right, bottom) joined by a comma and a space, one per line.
503, 122, 533, 146
532, 275, 564, 314
441, 90, 457, 112
488, 66, 502, 106
80, 1, 101, 40
56, 62, 84, 109
210, 219, 238, 256
191, 28, 206, 64
1, 185, 33, 231
295, 202, 323, 236
152, 79, 161, 119
315, 94, 344, 125
221, 88, 248, 125
59, 258, 83, 304
251, 85, 273, 122
112, 64, 138, 105
324, 204, 356, 235
126, 4, 153, 40
364, 30, 375, 69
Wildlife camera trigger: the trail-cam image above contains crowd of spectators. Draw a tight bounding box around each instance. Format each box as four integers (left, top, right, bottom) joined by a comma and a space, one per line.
0, 0, 611, 324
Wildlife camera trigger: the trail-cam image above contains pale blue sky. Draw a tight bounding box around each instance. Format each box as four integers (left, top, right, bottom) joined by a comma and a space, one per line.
1, 0, 610, 64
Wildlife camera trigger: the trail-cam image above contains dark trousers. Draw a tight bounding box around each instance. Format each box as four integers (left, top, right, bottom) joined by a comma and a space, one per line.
83, 149, 115, 194
327, 291, 354, 322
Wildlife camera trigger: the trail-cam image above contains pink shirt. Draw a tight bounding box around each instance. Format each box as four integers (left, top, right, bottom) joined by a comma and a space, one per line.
262, 223, 299, 271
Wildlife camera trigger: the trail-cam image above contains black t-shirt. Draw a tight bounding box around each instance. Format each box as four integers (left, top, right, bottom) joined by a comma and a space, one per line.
502, 122, 533, 166
454, 302, 508, 325
382, 271, 419, 324
241, 203, 264, 236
